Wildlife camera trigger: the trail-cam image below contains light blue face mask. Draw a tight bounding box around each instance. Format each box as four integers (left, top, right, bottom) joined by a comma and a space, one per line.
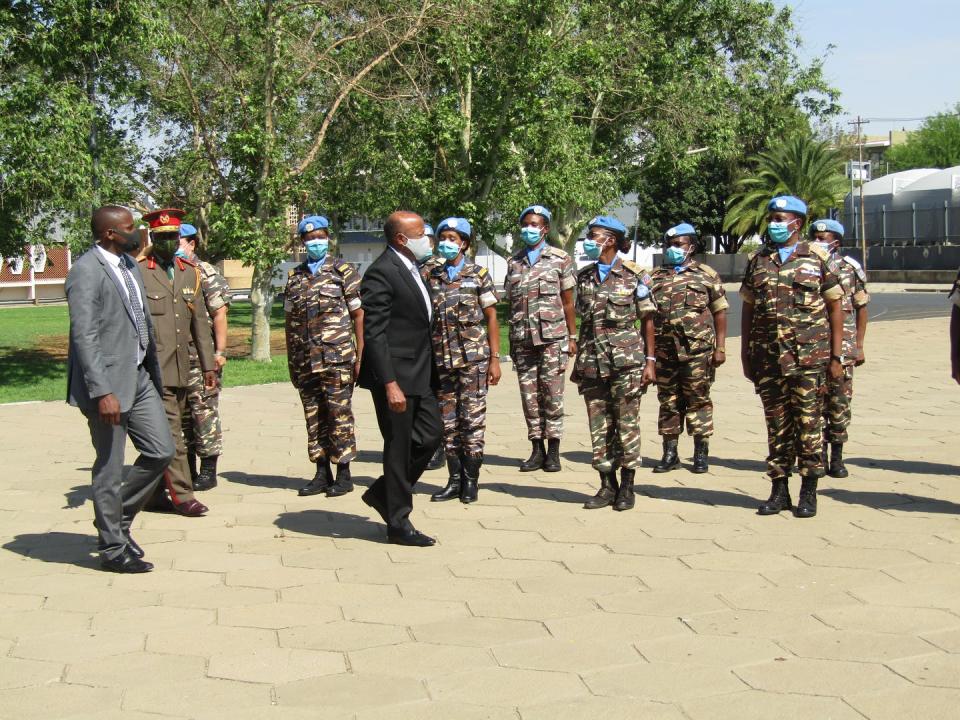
438, 239, 461, 260
767, 221, 794, 244
174, 248, 190, 260
304, 240, 328, 261
663, 246, 688, 266
583, 239, 604, 260
520, 226, 543, 246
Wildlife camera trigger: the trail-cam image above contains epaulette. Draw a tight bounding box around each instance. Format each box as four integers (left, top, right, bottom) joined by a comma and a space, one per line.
697, 262, 721, 279
136, 256, 147, 263
288, 269, 295, 277
177, 255, 196, 267
621, 259, 644, 275
841, 255, 866, 282
336, 261, 351, 274
543, 245, 569, 259
477, 266, 488, 278
576, 263, 596, 278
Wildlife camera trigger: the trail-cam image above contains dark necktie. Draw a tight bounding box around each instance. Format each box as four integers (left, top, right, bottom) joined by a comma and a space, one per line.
119, 260, 149, 350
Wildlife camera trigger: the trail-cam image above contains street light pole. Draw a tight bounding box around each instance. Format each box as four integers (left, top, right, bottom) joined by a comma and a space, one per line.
848, 116, 870, 270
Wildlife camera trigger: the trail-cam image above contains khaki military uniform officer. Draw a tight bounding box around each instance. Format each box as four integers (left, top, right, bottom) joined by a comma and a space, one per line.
139, 208, 217, 517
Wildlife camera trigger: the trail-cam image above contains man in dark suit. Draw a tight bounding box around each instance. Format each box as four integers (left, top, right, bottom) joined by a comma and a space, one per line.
358, 211, 443, 546
66, 206, 175, 573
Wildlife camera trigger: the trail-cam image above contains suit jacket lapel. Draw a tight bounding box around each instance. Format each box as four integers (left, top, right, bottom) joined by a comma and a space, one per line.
94, 249, 138, 328
388, 249, 429, 319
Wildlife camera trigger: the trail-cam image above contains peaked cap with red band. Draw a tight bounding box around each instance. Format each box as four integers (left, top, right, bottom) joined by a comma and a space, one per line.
143, 208, 185, 234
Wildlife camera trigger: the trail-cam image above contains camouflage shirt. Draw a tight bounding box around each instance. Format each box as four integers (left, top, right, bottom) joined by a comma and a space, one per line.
650, 261, 729, 361
425, 261, 498, 371
505, 244, 576, 347
284, 257, 361, 379
573, 258, 656, 381
740, 241, 844, 375
836, 255, 870, 364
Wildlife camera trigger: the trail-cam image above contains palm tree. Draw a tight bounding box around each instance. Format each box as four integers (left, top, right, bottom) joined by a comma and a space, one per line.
723, 133, 848, 241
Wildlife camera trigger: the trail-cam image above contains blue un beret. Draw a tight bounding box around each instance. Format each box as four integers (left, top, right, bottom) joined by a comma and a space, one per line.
437, 217, 472, 239
664, 223, 697, 240
179, 223, 198, 238
587, 215, 627, 238
520, 205, 552, 224
298, 215, 330, 235
424, 224, 435, 237
768, 195, 808, 216
811, 218, 844, 239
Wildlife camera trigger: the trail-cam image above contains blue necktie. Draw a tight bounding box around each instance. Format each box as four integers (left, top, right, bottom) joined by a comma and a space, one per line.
119, 261, 149, 350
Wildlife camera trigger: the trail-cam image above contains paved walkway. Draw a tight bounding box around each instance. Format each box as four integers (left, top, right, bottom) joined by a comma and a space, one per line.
1, 316, 958, 719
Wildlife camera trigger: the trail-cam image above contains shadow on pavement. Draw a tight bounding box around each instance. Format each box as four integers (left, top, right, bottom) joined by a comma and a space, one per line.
706, 457, 769, 473
561, 450, 593, 465
483, 481, 589, 504
274, 509, 385, 541
638, 484, 758, 509
63, 484, 92, 509
3, 532, 99, 569
845, 457, 960, 477
821, 489, 960, 514
220, 471, 304, 490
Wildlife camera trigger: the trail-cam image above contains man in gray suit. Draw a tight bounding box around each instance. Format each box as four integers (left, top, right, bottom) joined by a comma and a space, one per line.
66, 205, 175, 573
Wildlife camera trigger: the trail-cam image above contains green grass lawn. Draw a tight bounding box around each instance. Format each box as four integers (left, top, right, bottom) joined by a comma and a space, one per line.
0, 299, 516, 403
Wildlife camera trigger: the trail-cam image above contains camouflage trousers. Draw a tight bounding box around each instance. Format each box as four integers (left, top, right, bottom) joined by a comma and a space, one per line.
512, 341, 567, 440
182, 361, 222, 458
823, 365, 854, 444
579, 370, 646, 471
297, 365, 357, 464
437, 359, 489, 459
754, 367, 825, 480
656, 349, 715, 437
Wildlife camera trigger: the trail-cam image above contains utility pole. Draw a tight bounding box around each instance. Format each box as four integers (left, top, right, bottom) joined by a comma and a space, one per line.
848, 116, 870, 270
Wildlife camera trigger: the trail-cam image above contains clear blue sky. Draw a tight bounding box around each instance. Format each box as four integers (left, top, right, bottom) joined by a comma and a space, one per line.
781, 0, 960, 135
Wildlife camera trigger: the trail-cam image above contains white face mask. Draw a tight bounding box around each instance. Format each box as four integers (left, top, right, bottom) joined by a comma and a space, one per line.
402, 233, 433, 262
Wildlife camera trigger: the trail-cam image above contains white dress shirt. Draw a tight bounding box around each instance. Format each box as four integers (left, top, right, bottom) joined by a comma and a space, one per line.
390, 246, 432, 321
95, 244, 146, 365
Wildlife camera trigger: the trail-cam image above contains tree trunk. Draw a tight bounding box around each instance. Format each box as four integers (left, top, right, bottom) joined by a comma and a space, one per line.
249, 262, 275, 362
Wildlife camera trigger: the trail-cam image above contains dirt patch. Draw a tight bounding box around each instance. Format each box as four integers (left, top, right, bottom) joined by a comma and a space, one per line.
32, 329, 288, 360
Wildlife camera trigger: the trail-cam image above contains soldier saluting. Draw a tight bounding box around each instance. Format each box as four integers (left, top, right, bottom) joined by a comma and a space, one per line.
139, 208, 218, 517
284, 215, 364, 498
740, 196, 845, 519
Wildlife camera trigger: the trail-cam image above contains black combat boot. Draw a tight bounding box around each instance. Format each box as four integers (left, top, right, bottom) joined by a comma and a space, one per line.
757, 478, 792, 515
691, 437, 709, 474
584, 470, 618, 509
828, 443, 848, 478
460, 455, 481, 504
326, 463, 354, 497
187, 452, 199, 484
194, 455, 219, 491
426, 444, 445, 471
795, 477, 819, 518
520, 440, 546, 472
298, 459, 332, 496
431, 455, 462, 501
614, 468, 636, 511
543, 439, 561, 472
653, 437, 680, 473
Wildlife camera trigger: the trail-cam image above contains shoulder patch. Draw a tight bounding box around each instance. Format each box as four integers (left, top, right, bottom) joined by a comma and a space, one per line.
842, 255, 866, 281
477, 266, 488, 278
336, 262, 351, 273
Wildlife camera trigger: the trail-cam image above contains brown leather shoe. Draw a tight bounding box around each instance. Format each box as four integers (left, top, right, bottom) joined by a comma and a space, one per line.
175, 499, 208, 517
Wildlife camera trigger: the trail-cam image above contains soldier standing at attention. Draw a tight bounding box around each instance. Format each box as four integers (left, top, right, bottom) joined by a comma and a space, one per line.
650, 223, 728, 474
422, 222, 447, 473
177, 223, 231, 491
505, 204, 577, 473
425, 218, 501, 504
809, 219, 868, 478
284, 215, 364, 498
740, 196, 845, 519
139, 208, 218, 517
572, 216, 656, 511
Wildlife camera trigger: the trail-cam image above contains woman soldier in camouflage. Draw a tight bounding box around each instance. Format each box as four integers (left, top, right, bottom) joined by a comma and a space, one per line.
649, 223, 728, 474
572, 216, 657, 511
425, 218, 502, 504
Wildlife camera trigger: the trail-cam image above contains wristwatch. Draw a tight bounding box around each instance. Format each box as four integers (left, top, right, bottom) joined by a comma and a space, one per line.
831, 354, 844, 363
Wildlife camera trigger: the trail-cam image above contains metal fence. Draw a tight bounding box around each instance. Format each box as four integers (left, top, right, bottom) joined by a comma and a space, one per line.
839, 203, 960, 246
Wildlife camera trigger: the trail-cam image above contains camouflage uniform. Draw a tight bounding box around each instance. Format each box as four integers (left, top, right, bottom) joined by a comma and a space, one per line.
740, 242, 844, 480
650, 261, 728, 437
425, 261, 498, 458
572, 259, 656, 471
182, 255, 231, 458
505, 245, 576, 440
823, 255, 869, 444
284, 256, 361, 464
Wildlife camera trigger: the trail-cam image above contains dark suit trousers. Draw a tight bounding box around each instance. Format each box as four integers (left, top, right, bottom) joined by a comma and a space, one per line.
84, 367, 175, 559
368, 388, 442, 530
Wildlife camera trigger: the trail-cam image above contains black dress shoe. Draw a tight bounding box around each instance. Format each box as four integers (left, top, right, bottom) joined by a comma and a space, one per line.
101, 548, 153, 573
387, 527, 436, 547
126, 534, 145, 559
361, 483, 387, 523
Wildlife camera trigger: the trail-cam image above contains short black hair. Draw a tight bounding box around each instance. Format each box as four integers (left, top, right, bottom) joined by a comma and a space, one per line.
91, 205, 132, 239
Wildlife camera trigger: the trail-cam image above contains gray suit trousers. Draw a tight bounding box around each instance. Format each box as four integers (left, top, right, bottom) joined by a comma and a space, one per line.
83, 366, 175, 560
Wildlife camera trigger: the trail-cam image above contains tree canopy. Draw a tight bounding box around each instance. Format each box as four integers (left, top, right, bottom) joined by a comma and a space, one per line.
885, 106, 960, 172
